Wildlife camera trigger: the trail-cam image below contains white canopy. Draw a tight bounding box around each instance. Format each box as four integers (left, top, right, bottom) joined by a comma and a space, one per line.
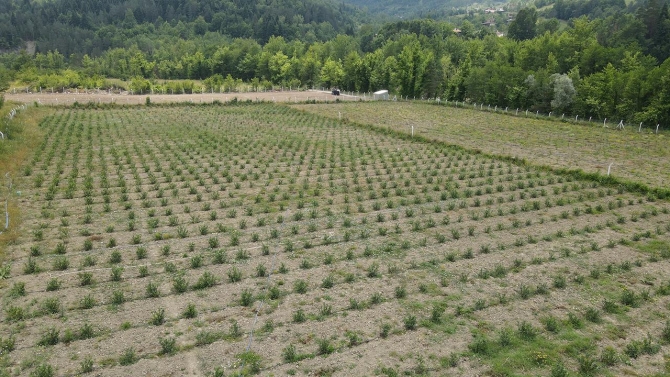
373, 90, 389, 100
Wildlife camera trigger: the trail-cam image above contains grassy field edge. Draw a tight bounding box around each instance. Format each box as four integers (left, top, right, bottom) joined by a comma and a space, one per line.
0, 102, 47, 264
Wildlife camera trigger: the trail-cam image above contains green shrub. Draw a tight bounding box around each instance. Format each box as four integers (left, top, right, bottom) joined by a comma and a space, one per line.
468, 335, 490, 355
321, 274, 335, 289
240, 289, 255, 307
542, 316, 560, 333
23, 257, 41, 275
9, 282, 25, 297
146, 282, 160, 298
293, 309, 306, 323
600, 346, 620, 366
150, 308, 166, 326
78, 272, 94, 286
229, 320, 242, 339
159, 337, 177, 355
79, 323, 94, 339
172, 275, 188, 293
193, 271, 216, 290
517, 321, 536, 340
110, 290, 125, 305
80, 356, 94, 373
37, 327, 60, 346
394, 285, 406, 299
195, 330, 223, 346
283, 344, 298, 362
498, 328, 513, 347
236, 351, 262, 374
110, 266, 123, 281
119, 348, 137, 365
318, 303, 333, 319
182, 303, 198, 319
550, 362, 569, 377
30, 363, 54, 377
227, 266, 242, 282
0, 335, 16, 353
577, 355, 598, 376
316, 338, 334, 355
80, 294, 96, 309
41, 297, 61, 315
620, 289, 639, 307
403, 315, 417, 331
584, 307, 601, 323
293, 279, 308, 294
52, 256, 69, 271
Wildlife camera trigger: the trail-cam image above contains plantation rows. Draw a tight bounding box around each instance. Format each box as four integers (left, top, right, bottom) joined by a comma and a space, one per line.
294, 101, 670, 191
1, 104, 670, 376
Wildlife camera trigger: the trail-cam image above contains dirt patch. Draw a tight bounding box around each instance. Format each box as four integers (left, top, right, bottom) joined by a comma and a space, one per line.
4, 90, 362, 106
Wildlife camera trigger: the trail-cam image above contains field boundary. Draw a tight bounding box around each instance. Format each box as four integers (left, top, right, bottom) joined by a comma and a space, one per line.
0, 104, 45, 266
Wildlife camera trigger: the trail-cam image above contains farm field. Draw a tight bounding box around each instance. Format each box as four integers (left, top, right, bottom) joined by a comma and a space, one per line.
1, 103, 670, 376
293, 101, 670, 190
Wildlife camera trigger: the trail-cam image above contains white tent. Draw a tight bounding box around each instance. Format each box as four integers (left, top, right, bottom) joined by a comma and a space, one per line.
373, 90, 389, 100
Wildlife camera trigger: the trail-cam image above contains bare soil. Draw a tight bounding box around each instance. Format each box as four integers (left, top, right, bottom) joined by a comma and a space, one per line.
4, 90, 362, 106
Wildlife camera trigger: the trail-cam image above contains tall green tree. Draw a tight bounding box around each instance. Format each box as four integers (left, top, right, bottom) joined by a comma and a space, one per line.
394, 41, 434, 98
320, 58, 343, 88
508, 8, 538, 41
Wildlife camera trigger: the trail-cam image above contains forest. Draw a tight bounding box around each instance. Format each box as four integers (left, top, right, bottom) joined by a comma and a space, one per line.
341, 0, 478, 18
0, 0, 669, 124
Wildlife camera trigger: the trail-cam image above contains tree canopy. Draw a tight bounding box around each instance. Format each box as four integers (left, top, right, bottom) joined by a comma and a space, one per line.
508, 8, 538, 41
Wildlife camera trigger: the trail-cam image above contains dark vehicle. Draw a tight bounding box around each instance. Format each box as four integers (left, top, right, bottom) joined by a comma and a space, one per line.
331, 88, 340, 95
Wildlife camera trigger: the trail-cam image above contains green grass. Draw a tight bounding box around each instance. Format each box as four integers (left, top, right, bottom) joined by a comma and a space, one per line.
636, 239, 670, 258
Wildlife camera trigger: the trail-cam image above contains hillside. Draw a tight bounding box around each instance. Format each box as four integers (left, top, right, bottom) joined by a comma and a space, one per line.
342, 0, 483, 17
0, 0, 359, 54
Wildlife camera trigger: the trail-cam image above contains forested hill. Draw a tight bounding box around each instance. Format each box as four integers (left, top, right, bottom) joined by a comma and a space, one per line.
0, 0, 358, 54
341, 0, 479, 17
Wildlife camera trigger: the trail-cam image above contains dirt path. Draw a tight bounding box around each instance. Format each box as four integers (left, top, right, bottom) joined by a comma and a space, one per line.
3, 90, 365, 106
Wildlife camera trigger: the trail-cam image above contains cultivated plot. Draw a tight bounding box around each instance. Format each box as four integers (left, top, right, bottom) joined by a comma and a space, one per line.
294, 101, 670, 190
1, 104, 670, 376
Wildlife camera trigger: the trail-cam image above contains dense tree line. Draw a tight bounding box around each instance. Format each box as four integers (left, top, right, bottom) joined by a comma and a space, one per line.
342, 0, 476, 18
1, 0, 669, 125
541, 0, 627, 20
0, 0, 358, 53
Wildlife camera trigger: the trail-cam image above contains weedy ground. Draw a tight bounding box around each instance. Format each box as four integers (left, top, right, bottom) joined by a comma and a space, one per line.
0, 102, 669, 376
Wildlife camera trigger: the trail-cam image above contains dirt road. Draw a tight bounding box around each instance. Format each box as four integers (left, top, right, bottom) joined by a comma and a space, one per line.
4, 90, 366, 105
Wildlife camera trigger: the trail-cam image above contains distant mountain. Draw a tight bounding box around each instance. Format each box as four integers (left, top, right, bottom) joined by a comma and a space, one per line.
341, 0, 481, 18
